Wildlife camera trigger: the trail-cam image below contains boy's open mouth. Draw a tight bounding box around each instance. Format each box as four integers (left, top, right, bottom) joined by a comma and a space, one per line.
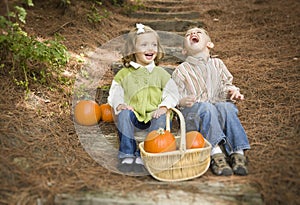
190, 35, 199, 43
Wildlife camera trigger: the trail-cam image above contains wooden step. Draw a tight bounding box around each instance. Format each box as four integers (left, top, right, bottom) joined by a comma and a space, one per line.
142, 0, 187, 7
141, 5, 194, 12
55, 181, 264, 205
140, 19, 204, 32
129, 11, 200, 20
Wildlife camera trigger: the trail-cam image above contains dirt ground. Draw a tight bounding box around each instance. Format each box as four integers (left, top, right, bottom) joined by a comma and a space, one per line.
0, 0, 299, 204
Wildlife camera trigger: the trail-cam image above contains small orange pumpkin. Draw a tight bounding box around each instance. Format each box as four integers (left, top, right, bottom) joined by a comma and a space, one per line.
144, 128, 176, 153
186, 131, 205, 149
99, 103, 114, 122
74, 100, 101, 126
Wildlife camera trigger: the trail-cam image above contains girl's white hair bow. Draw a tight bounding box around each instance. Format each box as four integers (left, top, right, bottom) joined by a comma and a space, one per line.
136, 23, 145, 34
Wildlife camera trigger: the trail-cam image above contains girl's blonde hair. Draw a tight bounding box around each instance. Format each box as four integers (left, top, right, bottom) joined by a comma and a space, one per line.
122, 25, 165, 67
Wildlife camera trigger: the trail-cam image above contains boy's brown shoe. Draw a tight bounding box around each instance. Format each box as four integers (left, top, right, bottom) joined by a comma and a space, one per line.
210, 153, 233, 176
230, 153, 248, 176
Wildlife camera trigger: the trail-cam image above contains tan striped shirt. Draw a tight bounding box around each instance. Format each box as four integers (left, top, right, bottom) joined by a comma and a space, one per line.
172, 56, 239, 103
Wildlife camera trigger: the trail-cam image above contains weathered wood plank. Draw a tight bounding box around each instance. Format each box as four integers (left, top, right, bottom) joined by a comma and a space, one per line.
54, 181, 264, 205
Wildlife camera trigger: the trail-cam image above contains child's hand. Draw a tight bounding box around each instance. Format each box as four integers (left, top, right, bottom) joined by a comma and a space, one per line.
152, 106, 168, 119
116, 104, 134, 111
179, 95, 196, 107
229, 89, 244, 102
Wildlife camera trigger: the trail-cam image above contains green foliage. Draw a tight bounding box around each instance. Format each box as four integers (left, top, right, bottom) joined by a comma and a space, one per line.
87, 1, 110, 24
0, 6, 69, 93
23, 0, 34, 7
122, 0, 144, 14
10, 6, 27, 23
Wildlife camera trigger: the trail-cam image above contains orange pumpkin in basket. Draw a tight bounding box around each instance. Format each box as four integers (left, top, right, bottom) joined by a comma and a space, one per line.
186, 131, 205, 149
144, 128, 176, 153
99, 103, 114, 122
74, 100, 101, 126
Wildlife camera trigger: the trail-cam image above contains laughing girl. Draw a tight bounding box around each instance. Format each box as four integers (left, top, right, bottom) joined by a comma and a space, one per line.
108, 24, 179, 174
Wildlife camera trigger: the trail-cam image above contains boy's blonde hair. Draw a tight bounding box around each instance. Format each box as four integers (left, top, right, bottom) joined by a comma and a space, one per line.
122, 25, 165, 67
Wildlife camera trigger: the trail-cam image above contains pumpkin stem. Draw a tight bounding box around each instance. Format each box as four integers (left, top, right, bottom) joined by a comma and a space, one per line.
157, 128, 165, 135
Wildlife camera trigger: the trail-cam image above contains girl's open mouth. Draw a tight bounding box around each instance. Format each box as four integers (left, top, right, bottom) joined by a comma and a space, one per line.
145, 53, 154, 60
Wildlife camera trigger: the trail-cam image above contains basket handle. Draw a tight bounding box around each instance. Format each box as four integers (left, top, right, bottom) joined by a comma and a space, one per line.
166, 107, 186, 152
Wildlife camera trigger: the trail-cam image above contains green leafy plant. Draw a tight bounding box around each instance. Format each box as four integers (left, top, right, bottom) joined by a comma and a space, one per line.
0, 6, 69, 93
122, 0, 144, 15
87, 2, 110, 24
23, 0, 34, 7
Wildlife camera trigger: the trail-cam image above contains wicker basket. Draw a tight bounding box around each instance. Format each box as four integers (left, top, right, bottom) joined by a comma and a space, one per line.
139, 107, 212, 182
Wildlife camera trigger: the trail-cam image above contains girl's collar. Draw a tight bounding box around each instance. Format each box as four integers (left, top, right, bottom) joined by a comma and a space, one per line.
129, 61, 156, 72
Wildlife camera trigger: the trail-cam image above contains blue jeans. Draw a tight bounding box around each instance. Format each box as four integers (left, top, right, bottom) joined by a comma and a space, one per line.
117, 110, 167, 159
182, 102, 250, 154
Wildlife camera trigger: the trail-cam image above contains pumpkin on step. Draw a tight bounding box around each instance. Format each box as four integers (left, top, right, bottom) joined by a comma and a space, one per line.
144, 128, 176, 153
186, 131, 205, 149
99, 103, 114, 122
74, 100, 101, 126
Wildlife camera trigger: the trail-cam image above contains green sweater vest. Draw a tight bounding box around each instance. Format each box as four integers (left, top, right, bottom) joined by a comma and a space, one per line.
114, 66, 171, 123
